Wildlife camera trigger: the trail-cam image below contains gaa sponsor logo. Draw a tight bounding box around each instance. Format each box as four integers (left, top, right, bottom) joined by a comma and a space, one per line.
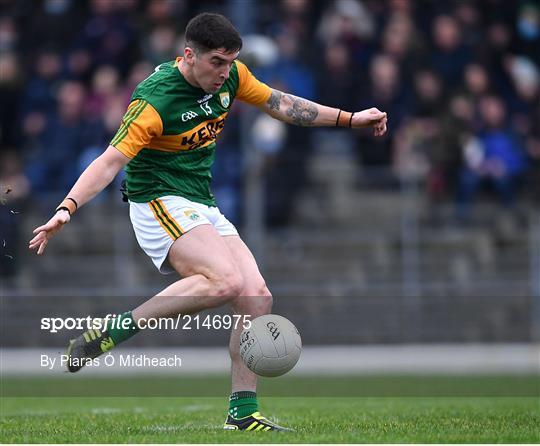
266, 321, 280, 340
181, 110, 199, 122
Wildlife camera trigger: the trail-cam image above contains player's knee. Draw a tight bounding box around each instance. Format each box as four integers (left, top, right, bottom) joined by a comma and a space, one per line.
212, 271, 244, 299
240, 286, 273, 316
258, 288, 273, 314
242, 279, 271, 298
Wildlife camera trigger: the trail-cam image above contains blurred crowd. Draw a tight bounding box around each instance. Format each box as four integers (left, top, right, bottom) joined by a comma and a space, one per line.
1, 0, 539, 229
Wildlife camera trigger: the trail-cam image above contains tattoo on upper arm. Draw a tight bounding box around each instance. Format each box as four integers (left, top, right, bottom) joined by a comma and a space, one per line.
285, 94, 318, 126
267, 90, 281, 111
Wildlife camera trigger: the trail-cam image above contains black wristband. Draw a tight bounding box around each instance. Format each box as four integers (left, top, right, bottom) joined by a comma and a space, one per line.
335, 109, 342, 127
348, 112, 355, 128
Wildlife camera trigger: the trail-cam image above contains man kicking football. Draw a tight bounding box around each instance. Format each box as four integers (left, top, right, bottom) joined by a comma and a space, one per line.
29, 12, 387, 431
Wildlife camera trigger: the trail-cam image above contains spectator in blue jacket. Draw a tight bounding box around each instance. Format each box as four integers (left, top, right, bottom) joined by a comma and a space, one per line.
457, 95, 527, 218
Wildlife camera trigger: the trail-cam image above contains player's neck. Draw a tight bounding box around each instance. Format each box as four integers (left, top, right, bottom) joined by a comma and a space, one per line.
178, 59, 202, 89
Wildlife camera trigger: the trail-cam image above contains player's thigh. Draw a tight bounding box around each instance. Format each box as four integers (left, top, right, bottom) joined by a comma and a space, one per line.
168, 224, 241, 282
223, 235, 272, 314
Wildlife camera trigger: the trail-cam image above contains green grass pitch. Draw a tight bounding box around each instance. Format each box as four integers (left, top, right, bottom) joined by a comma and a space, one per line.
1, 375, 539, 443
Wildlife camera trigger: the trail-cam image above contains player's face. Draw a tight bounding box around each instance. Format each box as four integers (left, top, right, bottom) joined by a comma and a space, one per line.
191, 48, 239, 93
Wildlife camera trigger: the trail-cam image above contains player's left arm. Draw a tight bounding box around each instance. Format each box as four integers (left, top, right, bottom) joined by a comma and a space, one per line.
234, 61, 387, 136
259, 89, 387, 136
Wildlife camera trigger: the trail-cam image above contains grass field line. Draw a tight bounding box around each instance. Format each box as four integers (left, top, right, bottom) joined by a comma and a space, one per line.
90, 407, 123, 414
142, 423, 222, 432
1, 344, 538, 376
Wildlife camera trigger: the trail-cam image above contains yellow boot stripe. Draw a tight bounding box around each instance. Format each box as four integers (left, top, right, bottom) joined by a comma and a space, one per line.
246, 421, 258, 431
263, 426, 272, 431
254, 424, 264, 431
94, 328, 101, 337
83, 332, 91, 342
88, 330, 96, 340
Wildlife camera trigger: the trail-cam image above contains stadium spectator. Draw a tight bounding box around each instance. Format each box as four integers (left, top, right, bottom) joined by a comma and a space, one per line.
506, 55, 540, 138
0, 51, 22, 147
454, 1, 483, 47
393, 69, 446, 184
145, 0, 187, 28
463, 63, 491, 103
354, 53, 406, 185
514, 2, 540, 65
23, 0, 84, 52
432, 93, 474, 199
430, 15, 472, 89
254, 26, 316, 226
317, 0, 376, 66
20, 50, 62, 117
457, 95, 528, 219
85, 65, 120, 116
141, 25, 180, 66
25, 81, 89, 194
0, 16, 18, 53
122, 60, 154, 103
477, 21, 515, 99
316, 41, 358, 111
76, 0, 139, 75
379, 8, 426, 88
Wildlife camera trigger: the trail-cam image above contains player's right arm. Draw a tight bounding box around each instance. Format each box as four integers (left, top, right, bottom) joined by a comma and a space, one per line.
29, 98, 163, 255
29, 146, 130, 255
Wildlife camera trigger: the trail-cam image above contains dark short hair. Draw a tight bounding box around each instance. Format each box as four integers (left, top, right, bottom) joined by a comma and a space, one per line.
185, 13, 242, 53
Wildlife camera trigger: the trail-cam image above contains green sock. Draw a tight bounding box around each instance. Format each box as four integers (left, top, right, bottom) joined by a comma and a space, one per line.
229, 391, 258, 419
106, 311, 140, 345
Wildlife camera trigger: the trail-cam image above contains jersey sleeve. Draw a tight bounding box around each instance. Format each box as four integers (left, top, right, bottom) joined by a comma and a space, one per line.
110, 99, 163, 158
235, 61, 272, 106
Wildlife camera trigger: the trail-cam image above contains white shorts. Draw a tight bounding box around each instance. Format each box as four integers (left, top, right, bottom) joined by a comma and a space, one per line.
129, 195, 238, 274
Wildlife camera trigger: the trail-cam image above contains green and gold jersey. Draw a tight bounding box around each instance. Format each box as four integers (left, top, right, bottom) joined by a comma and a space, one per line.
111, 58, 272, 205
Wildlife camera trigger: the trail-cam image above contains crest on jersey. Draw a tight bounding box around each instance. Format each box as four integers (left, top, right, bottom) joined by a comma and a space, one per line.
219, 92, 230, 108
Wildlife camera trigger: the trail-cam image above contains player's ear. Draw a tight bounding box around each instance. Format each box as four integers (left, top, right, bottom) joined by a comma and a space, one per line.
184, 47, 196, 65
